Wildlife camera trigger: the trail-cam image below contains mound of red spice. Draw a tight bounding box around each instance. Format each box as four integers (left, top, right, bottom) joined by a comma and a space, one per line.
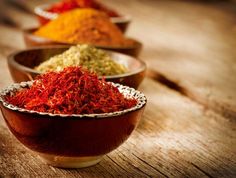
48, 0, 119, 17
6, 67, 137, 115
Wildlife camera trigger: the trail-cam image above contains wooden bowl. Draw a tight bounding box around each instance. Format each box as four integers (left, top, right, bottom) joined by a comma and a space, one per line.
7, 46, 146, 89
34, 4, 131, 33
23, 28, 142, 57
0, 81, 146, 168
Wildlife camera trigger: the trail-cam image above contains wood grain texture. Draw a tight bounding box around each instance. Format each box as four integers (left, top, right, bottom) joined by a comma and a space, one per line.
0, 0, 236, 177
102, 0, 236, 119
0, 76, 235, 177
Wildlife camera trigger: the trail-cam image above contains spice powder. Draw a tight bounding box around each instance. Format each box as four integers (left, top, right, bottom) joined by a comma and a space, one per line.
35, 45, 128, 76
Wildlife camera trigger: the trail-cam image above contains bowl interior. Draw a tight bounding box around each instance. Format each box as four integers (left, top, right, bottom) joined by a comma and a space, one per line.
10, 46, 146, 79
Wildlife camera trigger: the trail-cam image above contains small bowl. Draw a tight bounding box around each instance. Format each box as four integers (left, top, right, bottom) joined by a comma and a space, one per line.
7, 46, 146, 89
0, 81, 146, 168
23, 28, 142, 57
34, 4, 131, 33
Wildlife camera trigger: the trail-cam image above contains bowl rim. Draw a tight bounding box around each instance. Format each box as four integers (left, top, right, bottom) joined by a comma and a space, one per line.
7, 45, 146, 80
0, 81, 147, 119
23, 27, 142, 50
34, 3, 131, 22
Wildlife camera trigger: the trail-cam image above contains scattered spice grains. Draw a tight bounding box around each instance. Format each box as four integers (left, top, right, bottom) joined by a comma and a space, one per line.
35, 45, 128, 76
5, 67, 137, 115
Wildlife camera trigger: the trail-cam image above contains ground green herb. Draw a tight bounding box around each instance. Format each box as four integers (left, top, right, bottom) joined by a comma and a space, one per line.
35, 45, 128, 76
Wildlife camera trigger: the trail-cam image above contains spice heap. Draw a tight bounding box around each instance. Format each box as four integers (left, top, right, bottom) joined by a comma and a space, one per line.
35, 45, 127, 76
34, 9, 133, 46
47, 0, 119, 17
6, 67, 137, 114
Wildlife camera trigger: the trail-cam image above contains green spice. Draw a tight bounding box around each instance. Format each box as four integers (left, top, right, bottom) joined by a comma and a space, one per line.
35, 45, 128, 76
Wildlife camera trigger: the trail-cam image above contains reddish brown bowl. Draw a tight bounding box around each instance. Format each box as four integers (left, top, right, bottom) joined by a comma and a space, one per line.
7, 46, 146, 89
34, 4, 131, 33
23, 28, 142, 57
0, 81, 146, 168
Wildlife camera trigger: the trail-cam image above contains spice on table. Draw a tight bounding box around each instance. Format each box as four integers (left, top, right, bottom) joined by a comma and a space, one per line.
35, 45, 128, 76
34, 9, 133, 46
47, 0, 119, 17
5, 67, 137, 115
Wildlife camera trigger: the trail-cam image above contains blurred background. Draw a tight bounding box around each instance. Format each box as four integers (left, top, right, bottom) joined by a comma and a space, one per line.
0, 0, 235, 92
0, 0, 235, 50
0, 0, 235, 96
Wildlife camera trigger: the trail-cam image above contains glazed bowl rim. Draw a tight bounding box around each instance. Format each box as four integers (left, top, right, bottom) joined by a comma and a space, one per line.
0, 81, 147, 119
34, 3, 132, 23
7, 46, 146, 80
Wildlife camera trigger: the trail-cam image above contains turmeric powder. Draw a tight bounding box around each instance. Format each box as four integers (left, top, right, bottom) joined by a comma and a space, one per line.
34, 9, 131, 47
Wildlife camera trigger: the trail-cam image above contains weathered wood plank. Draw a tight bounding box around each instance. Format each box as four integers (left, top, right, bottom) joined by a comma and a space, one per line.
0, 25, 25, 90
0, 1, 235, 177
102, 0, 236, 119
0, 77, 235, 177
0, 25, 25, 50
0, 0, 38, 29
0, 26, 235, 176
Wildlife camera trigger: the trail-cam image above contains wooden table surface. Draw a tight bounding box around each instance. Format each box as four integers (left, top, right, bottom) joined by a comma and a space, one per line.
0, 0, 236, 177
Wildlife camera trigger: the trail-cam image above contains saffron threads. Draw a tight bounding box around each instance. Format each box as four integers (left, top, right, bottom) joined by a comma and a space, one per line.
5, 67, 137, 115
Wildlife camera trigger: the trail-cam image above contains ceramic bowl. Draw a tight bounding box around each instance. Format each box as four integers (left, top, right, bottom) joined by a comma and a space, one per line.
0, 81, 146, 168
8, 46, 146, 89
34, 4, 131, 33
23, 28, 142, 57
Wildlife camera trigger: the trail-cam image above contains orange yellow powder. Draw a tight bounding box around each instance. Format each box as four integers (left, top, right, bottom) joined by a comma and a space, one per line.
34, 8, 131, 46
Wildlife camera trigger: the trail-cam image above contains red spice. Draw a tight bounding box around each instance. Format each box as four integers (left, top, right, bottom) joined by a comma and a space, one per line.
6, 67, 137, 115
48, 0, 119, 17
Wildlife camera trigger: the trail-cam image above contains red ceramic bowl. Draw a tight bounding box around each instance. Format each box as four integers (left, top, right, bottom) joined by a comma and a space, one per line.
7, 46, 146, 89
34, 4, 131, 33
0, 81, 146, 168
23, 28, 142, 57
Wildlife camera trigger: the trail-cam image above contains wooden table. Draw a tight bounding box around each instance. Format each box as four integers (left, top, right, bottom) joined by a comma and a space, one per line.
0, 0, 235, 177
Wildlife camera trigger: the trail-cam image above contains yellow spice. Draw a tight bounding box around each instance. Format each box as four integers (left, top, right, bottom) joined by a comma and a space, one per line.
34, 8, 128, 46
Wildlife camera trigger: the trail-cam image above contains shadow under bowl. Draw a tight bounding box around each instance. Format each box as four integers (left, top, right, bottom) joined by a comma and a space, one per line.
23, 28, 142, 57
34, 4, 131, 33
7, 46, 146, 89
0, 81, 146, 168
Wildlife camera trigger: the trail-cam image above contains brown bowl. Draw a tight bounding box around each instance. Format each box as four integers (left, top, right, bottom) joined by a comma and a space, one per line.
7, 46, 146, 89
34, 4, 131, 33
23, 28, 142, 57
0, 81, 146, 168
